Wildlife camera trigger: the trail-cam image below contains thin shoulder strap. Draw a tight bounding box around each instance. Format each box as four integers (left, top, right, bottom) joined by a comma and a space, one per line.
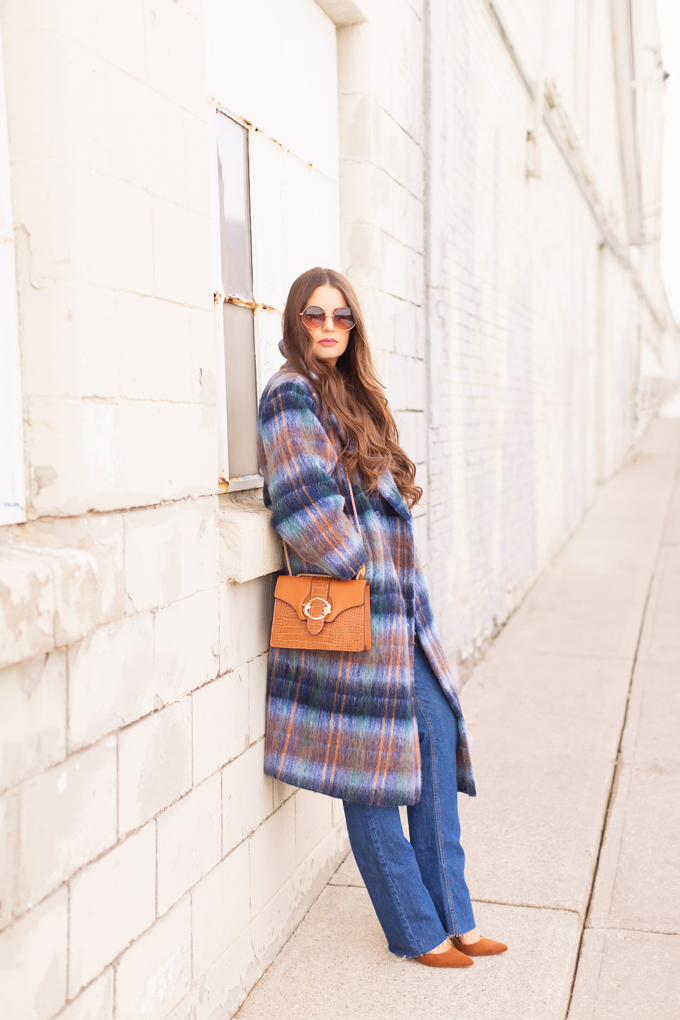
282, 467, 362, 576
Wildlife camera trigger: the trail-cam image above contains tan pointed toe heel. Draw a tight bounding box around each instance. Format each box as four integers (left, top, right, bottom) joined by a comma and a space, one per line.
450, 935, 508, 957
416, 945, 474, 968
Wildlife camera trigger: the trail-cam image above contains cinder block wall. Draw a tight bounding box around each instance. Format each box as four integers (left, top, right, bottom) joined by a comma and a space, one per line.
0, 3, 347, 1020
0, 1, 678, 1020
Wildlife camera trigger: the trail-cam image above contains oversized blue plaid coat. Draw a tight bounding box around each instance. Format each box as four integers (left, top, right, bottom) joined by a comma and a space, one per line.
258, 369, 476, 807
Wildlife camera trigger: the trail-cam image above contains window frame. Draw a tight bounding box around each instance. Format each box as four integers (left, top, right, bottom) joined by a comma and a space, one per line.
209, 101, 275, 494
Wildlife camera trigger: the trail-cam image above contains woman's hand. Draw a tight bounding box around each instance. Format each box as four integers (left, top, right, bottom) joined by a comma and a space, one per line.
356, 564, 367, 580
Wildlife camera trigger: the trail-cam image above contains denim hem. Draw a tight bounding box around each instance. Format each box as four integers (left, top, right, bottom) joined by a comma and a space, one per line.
365, 808, 424, 957
342, 646, 476, 954
413, 690, 461, 938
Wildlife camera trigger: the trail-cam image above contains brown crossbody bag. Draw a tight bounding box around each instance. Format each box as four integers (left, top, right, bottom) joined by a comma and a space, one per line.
269, 475, 371, 652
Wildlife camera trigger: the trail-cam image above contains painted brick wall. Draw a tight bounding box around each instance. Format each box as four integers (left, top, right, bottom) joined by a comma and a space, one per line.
338, 0, 679, 670
0, 3, 347, 1019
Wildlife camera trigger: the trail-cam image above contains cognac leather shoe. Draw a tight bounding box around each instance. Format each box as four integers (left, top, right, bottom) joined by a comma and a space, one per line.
450, 935, 508, 956
416, 945, 474, 968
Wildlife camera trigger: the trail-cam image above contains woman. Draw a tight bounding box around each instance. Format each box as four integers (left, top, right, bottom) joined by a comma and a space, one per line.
257, 267, 507, 968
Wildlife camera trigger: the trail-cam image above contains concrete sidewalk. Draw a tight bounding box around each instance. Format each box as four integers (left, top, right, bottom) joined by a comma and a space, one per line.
235, 418, 680, 1020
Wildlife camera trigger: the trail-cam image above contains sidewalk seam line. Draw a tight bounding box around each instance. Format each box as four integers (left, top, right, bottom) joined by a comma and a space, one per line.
586, 924, 680, 937
564, 453, 680, 1019
471, 898, 582, 917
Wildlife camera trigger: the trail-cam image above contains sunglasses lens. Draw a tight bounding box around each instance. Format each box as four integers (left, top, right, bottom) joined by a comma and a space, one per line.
334, 309, 354, 330
302, 306, 325, 328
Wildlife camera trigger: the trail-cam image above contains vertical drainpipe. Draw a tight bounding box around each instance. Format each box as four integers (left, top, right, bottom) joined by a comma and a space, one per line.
596, 243, 608, 483
626, 0, 644, 445
626, 0, 644, 247
423, 0, 432, 564
612, 0, 644, 245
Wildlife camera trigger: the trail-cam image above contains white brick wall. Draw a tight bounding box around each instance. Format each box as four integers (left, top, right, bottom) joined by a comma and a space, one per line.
222, 741, 275, 855
58, 970, 113, 1020
17, 742, 117, 912
114, 899, 192, 1020
67, 615, 155, 751
157, 775, 222, 915
118, 702, 193, 836
68, 824, 156, 996
219, 577, 272, 673
338, 0, 679, 672
249, 798, 297, 918
2, 0, 217, 521
155, 590, 220, 704
1, 0, 678, 1019
11, 514, 126, 625
0, 651, 66, 791
191, 840, 250, 976
124, 501, 218, 613
193, 667, 249, 782
0, 889, 68, 1020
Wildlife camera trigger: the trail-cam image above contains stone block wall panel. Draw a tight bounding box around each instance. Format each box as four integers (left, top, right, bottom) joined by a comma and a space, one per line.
249, 799, 297, 918
192, 666, 249, 783
57, 970, 113, 1020
154, 590, 220, 705
0, 794, 19, 930
124, 499, 218, 614
114, 898, 192, 1020
67, 615, 155, 752
0, 889, 68, 1020
68, 824, 156, 997
222, 740, 275, 856
5, 513, 126, 626
219, 576, 273, 674
0, 543, 99, 670
17, 741, 117, 913
118, 701, 193, 836
156, 775, 222, 916
0, 651, 66, 792
191, 840, 251, 977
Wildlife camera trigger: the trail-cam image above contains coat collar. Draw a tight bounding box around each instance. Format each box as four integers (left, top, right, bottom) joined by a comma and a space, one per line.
300, 398, 411, 523
377, 469, 412, 521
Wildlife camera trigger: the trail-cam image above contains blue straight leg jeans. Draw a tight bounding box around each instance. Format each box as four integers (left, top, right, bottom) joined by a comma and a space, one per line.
343, 644, 475, 957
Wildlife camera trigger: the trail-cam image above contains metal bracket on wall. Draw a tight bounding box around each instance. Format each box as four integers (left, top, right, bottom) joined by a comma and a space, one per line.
487, 0, 666, 332
526, 70, 546, 178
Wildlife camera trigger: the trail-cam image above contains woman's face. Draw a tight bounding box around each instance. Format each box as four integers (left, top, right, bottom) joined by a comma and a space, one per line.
301, 285, 352, 367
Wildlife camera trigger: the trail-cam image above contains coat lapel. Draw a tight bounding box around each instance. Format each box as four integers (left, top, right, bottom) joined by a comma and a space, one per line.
324, 409, 412, 522
377, 469, 412, 520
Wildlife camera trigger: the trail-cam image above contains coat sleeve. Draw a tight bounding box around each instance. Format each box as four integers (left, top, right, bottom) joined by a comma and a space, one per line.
258, 375, 367, 579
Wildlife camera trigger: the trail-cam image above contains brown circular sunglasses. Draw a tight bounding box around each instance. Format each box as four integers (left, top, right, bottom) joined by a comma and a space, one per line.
300, 306, 355, 331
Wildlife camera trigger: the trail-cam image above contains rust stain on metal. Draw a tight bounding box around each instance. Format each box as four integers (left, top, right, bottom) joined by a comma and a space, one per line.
214, 294, 279, 313
225, 295, 257, 309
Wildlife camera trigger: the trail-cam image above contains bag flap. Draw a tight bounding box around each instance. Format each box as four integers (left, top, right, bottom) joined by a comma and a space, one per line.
274, 576, 367, 622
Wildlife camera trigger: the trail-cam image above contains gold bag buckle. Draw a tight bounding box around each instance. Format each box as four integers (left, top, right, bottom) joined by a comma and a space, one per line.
302, 595, 333, 621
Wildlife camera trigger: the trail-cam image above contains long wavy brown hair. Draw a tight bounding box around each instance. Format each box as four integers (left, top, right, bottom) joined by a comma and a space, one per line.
280, 267, 422, 508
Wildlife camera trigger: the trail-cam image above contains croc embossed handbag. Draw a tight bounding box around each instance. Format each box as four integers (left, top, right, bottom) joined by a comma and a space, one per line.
269, 479, 371, 652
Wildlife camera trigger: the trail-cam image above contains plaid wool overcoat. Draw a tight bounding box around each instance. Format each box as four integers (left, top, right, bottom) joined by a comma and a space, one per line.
258, 369, 476, 807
